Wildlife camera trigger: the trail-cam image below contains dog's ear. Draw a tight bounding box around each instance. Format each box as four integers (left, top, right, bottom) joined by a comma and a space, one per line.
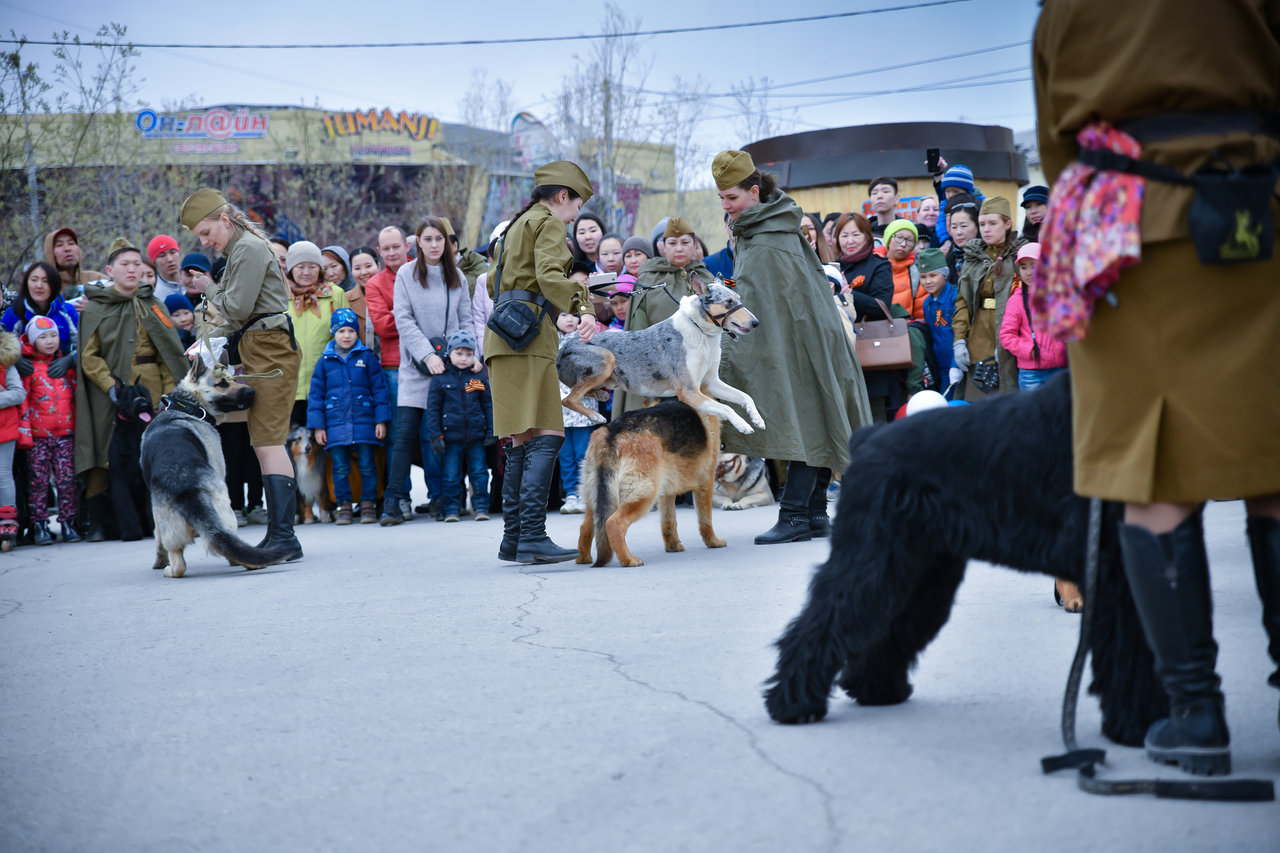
189, 355, 206, 381
689, 272, 709, 295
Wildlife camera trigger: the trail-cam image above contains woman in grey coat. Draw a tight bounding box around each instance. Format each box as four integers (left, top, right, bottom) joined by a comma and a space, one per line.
379, 216, 473, 524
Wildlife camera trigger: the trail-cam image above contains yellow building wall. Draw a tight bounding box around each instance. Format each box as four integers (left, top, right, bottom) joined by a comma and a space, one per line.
789, 178, 1023, 220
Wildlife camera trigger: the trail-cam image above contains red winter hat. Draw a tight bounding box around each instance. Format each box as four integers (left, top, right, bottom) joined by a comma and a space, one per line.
147, 234, 179, 261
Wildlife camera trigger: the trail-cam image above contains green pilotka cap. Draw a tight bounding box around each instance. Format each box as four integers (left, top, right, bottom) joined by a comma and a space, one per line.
106, 237, 139, 265
438, 217, 456, 239
712, 150, 755, 190
980, 196, 1013, 220
916, 248, 947, 275
534, 161, 594, 203
180, 188, 228, 230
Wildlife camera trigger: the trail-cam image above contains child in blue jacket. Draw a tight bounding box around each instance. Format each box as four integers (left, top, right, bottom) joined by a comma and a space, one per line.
307, 308, 392, 524
917, 249, 961, 394
426, 329, 493, 523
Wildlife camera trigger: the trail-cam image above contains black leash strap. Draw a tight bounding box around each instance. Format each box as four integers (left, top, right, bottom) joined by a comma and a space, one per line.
1041, 499, 1274, 802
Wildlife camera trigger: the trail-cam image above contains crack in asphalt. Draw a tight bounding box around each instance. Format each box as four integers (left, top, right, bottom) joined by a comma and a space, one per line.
511, 568, 841, 852
0, 599, 22, 619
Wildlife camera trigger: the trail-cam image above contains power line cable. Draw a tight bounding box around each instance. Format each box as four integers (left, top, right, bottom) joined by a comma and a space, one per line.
0, 1, 977, 49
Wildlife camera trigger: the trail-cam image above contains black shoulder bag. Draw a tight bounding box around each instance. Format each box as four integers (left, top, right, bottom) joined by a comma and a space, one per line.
485, 231, 556, 351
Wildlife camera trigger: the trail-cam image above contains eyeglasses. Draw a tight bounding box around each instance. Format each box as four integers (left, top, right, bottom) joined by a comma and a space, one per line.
890, 233, 917, 245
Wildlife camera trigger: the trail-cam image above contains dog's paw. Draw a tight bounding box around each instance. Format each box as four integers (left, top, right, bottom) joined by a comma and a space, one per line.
163, 565, 186, 578
620, 556, 644, 567
729, 417, 755, 434
664, 541, 685, 553
764, 686, 828, 725
704, 536, 727, 549
587, 412, 607, 425
575, 554, 593, 564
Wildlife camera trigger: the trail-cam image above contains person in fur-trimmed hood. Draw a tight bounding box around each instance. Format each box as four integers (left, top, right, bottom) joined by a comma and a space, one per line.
0, 328, 28, 547
43, 227, 104, 303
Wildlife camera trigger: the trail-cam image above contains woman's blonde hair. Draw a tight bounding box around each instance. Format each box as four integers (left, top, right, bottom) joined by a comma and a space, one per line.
207, 203, 273, 245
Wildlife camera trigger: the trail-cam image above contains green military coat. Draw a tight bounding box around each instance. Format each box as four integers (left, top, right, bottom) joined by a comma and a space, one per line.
718, 190, 872, 470
483, 204, 593, 437
615, 255, 713, 414
457, 248, 490, 299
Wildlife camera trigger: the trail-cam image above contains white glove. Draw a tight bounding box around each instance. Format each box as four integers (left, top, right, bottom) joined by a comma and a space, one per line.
952, 340, 971, 372
948, 367, 965, 387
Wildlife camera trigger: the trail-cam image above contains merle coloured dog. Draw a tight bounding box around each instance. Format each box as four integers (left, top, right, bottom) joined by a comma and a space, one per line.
557, 275, 765, 435
764, 373, 1168, 747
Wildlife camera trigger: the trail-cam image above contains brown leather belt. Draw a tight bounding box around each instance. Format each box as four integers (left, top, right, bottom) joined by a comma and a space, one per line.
135, 355, 157, 364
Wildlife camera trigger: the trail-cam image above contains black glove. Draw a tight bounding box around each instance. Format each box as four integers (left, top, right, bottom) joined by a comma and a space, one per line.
16, 357, 33, 377
431, 436, 446, 458
412, 356, 433, 378
483, 435, 497, 447
47, 353, 75, 378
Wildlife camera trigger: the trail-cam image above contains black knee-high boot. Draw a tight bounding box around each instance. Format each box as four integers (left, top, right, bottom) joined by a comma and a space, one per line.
808, 467, 833, 537
756, 461, 818, 545
515, 435, 577, 564
497, 443, 527, 562
257, 474, 303, 563
1119, 512, 1230, 776
1246, 515, 1280, 729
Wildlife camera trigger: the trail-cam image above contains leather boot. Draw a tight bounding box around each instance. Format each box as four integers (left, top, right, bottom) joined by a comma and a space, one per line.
756, 461, 817, 545
515, 436, 577, 564
498, 443, 527, 562
808, 467, 833, 537
84, 494, 108, 543
256, 474, 303, 562
1246, 514, 1280, 730
1119, 513, 1230, 776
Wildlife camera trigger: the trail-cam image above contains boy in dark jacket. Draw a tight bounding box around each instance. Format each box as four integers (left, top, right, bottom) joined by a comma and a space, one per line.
307, 308, 392, 524
918, 248, 961, 393
426, 329, 493, 523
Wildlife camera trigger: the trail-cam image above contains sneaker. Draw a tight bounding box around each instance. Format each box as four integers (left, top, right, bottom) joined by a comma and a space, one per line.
335, 502, 353, 526
560, 495, 579, 514
359, 501, 378, 524
234, 508, 248, 527
399, 499, 414, 520
474, 512, 490, 521
444, 514, 460, 523
827, 482, 841, 501
247, 506, 269, 525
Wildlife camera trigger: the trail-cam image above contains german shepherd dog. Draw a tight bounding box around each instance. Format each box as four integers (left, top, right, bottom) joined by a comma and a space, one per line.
108, 382, 156, 542
577, 400, 726, 568
764, 373, 1167, 747
141, 358, 297, 578
558, 275, 766, 435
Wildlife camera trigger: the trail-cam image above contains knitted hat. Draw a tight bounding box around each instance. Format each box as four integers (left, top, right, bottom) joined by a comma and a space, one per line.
180, 188, 228, 230
882, 219, 919, 245
916, 248, 947, 275
980, 197, 1013, 220
664, 217, 695, 239
25, 315, 58, 344
1016, 243, 1042, 263
286, 240, 323, 273
446, 328, 477, 353
147, 234, 179, 261
181, 252, 211, 273
940, 165, 975, 193
534, 160, 594, 202
1021, 185, 1050, 206
621, 236, 652, 259
712, 150, 755, 190
329, 307, 359, 333
649, 217, 670, 247
164, 294, 195, 316
611, 273, 637, 296
106, 237, 139, 265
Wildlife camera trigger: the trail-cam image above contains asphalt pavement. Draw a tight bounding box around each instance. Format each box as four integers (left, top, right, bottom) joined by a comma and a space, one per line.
1, 495, 1276, 852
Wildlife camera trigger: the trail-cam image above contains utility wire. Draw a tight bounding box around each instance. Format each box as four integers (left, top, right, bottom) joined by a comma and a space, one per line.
0, 1, 976, 49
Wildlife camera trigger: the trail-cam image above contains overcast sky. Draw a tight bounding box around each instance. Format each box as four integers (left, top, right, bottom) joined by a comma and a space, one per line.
3, 0, 1039, 156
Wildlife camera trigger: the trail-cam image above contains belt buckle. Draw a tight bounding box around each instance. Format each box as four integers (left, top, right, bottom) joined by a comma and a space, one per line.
982, 297, 997, 310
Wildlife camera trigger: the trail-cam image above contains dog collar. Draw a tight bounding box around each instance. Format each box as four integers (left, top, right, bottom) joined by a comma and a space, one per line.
158, 393, 217, 425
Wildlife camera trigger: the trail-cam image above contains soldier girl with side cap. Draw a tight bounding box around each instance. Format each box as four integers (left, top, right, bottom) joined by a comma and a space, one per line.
180, 188, 303, 563
483, 161, 598, 565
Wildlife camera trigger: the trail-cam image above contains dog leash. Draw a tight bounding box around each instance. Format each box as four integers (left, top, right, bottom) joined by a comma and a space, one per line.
1041, 498, 1274, 801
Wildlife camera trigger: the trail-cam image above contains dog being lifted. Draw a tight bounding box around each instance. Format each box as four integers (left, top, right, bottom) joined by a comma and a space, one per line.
764, 373, 1168, 748
578, 400, 726, 568
558, 275, 766, 435
141, 358, 298, 578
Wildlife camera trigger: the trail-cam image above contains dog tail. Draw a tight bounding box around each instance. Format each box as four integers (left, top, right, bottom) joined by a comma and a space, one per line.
181, 492, 295, 569
586, 435, 617, 567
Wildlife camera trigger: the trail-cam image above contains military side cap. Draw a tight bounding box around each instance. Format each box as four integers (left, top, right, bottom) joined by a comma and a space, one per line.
664, 217, 695, 239
106, 237, 139, 265
981, 196, 1013, 220
180, 187, 228, 230
712, 149, 755, 190
916, 248, 947, 275
534, 160, 594, 203
438, 217, 456, 239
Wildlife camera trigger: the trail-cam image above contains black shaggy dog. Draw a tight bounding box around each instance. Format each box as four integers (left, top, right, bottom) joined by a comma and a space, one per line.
107, 381, 155, 542
764, 373, 1168, 747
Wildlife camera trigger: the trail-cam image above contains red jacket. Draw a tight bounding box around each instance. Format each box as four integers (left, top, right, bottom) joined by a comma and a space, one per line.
364, 267, 401, 368
999, 284, 1068, 370
21, 341, 76, 439
0, 332, 26, 445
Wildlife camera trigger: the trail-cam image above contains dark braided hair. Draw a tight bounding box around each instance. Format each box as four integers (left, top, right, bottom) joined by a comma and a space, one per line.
1019, 277, 1041, 365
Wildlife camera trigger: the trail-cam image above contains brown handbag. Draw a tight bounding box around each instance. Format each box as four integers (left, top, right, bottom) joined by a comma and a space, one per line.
853, 297, 913, 371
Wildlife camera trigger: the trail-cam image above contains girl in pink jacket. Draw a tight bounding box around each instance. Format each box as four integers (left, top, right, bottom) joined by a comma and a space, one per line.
999, 243, 1067, 390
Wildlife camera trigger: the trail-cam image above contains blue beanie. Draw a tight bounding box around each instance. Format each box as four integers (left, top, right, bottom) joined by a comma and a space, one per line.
447, 328, 477, 354
940, 164, 975, 193
330, 307, 359, 333
164, 293, 194, 315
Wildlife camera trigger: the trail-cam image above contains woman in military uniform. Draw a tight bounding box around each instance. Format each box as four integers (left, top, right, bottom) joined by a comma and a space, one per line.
483, 161, 597, 564
1034, 0, 1280, 777
182, 188, 303, 563
710, 149, 872, 545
